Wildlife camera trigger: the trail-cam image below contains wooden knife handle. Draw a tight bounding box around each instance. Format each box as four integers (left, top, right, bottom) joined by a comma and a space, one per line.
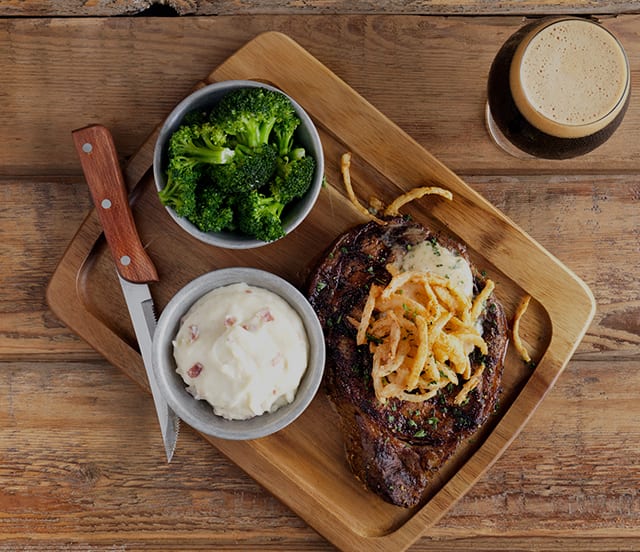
72, 124, 158, 283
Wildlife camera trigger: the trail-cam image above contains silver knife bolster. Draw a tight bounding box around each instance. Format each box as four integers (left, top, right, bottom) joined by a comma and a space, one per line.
119, 275, 156, 333
118, 274, 179, 461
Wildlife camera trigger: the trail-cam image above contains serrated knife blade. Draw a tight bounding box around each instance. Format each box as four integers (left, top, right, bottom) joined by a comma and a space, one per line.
72, 124, 180, 462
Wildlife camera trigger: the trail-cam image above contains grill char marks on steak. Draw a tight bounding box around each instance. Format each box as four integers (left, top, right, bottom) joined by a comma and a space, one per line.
308, 217, 509, 508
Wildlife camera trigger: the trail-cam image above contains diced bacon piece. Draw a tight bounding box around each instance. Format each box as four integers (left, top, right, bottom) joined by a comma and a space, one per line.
187, 362, 203, 378
258, 308, 275, 322
188, 325, 199, 342
224, 316, 237, 327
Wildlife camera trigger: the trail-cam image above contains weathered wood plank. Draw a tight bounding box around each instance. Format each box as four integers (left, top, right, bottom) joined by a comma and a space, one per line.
468, 174, 640, 359
0, 178, 98, 359
1, 356, 637, 549
1, 16, 639, 177
0, 0, 638, 17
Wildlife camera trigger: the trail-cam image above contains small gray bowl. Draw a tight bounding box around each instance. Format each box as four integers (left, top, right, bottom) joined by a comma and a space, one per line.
152, 267, 326, 440
153, 80, 324, 249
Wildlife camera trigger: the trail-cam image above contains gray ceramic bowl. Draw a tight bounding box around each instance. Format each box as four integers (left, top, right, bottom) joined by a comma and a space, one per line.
152, 267, 326, 440
153, 80, 324, 249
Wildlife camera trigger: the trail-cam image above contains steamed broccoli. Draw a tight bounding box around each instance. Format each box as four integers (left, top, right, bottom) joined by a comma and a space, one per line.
208, 143, 278, 195
182, 109, 208, 126
189, 184, 235, 233
272, 113, 302, 157
158, 124, 229, 216
158, 162, 201, 218
160, 86, 317, 243
270, 149, 316, 204
168, 123, 234, 168
236, 190, 285, 242
210, 87, 299, 150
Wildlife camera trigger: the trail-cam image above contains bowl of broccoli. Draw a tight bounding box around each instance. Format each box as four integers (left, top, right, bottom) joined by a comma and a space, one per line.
153, 80, 324, 248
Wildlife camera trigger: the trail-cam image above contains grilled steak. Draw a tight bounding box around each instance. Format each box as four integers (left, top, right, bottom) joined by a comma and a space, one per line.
307, 217, 509, 508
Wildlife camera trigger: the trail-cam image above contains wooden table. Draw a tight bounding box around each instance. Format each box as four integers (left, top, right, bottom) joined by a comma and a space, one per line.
2, 2, 639, 550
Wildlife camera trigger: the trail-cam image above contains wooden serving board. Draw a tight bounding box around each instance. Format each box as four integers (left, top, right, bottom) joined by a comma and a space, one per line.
47, 31, 595, 552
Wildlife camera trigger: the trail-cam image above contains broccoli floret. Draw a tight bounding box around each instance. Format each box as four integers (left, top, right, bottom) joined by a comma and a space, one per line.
188, 185, 235, 233
182, 109, 208, 126
270, 150, 316, 205
236, 190, 285, 242
169, 123, 234, 167
272, 112, 301, 157
208, 142, 278, 195
210, 87, 298, 150
158, 162, 201, 218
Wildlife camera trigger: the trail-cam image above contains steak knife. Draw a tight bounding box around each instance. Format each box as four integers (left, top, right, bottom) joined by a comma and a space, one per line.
72, 124, 179, 462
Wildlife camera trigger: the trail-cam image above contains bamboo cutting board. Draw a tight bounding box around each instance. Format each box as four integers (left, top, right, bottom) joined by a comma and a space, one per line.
47, 31, 595, 551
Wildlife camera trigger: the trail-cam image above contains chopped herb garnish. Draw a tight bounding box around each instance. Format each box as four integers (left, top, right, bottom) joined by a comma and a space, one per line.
429, 237, 441, 256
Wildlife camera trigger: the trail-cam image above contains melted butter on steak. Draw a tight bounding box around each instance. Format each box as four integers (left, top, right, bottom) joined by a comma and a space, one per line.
307, 217, 509, 508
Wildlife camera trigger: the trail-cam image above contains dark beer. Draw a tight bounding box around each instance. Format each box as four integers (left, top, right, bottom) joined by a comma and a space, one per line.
486, 18, 630, 159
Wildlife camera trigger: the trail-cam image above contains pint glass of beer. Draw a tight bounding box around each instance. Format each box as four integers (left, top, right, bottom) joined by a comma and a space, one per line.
485, 17, 630, 159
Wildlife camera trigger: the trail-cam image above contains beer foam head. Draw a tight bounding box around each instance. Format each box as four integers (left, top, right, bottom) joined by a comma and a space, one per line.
510, 18, 629, 138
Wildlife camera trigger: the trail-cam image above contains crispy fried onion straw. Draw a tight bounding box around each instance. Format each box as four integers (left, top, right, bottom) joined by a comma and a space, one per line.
512, 294, 532, 363
355, 266, 495, 406
384, 186, 453, 216
341, 152, 385, 224
340, 152, 453, 223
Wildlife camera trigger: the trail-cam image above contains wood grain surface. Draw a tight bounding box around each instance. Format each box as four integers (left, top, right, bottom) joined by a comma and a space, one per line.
0, 0, 639, 16
2, 15, 640, 178
2, 13, 639, 552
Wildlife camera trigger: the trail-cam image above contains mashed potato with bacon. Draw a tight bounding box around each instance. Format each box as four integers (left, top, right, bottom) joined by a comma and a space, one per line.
173, 282, 308, 420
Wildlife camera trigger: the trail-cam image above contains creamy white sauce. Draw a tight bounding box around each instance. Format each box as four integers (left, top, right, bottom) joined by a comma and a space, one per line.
172, 282, 308, 420
398, 240, 474, 300
396, 239, 483, 342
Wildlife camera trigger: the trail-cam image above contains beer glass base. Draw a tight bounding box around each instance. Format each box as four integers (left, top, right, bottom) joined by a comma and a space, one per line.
484, 102, 535, 160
